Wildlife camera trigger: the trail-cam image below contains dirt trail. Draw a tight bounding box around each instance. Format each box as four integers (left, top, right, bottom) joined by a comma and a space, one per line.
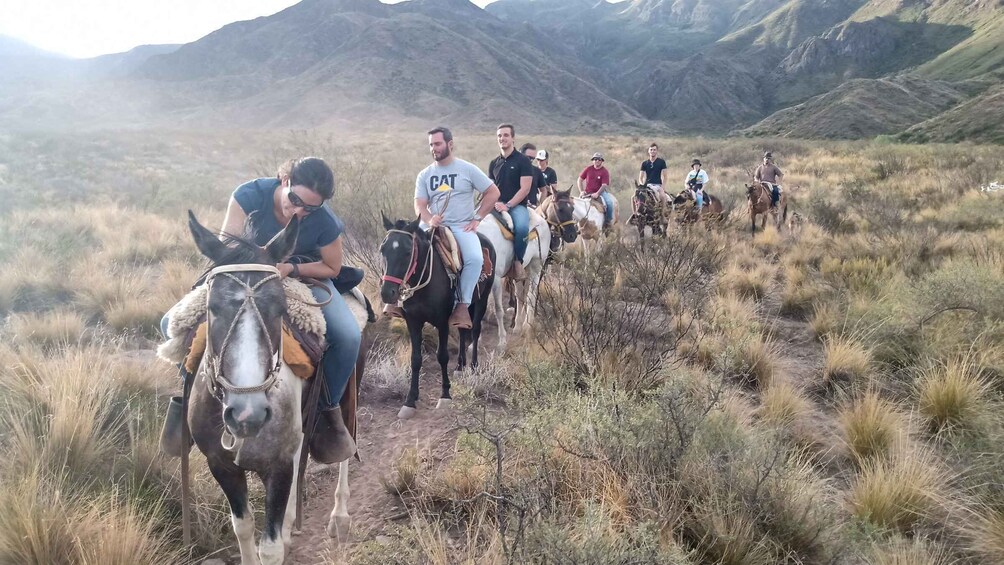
284, 325, 501, 564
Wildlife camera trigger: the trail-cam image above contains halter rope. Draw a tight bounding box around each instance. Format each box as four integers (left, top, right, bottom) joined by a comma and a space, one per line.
381, 229, 435, 302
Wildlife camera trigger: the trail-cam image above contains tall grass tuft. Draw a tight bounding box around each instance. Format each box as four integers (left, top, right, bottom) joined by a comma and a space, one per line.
822, 335, 871, 389
916, 357, 991, 433
839, 390, 906, 463
848, 448, 951, 533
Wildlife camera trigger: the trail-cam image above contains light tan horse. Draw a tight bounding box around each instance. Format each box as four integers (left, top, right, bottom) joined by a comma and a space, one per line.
745, 181, 787, 234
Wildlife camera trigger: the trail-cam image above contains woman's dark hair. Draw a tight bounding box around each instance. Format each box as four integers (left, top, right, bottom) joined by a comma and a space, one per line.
277, 157, 335, 200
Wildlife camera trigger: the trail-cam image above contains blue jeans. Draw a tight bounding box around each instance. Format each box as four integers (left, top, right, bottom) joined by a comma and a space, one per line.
599, 192, 615, 225
312, 278, 363, 408
450, 225, 484, 305
509, 204, 530, 262
158, 279, 362, 409
770, 184, 780, 206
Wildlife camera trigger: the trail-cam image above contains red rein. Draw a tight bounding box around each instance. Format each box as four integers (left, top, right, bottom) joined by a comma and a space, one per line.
381, 232, 418, 287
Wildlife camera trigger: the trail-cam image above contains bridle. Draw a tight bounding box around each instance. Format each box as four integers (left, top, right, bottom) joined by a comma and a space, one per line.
202, 264, 284, 400
381, 229, 434, 302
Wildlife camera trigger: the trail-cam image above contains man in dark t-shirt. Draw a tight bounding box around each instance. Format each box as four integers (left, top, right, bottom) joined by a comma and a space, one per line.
488, 123, 534, 280
536, 149, 558, 200
519, 142, 546, 208
638, 142, 668, 204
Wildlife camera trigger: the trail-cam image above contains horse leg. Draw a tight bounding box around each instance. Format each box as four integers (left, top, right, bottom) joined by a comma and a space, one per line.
281, 439, 302, 545
436, 324, 452, 409
326, 459, 351, 542
470, 298, 485, 370
522, 264, 544, 334
399, 318, 422, 419
258, 461, 295, 565
750, 209, 756, 235
492, 278, 507, 352
456, 327, 469, 372
209, 463, 259, 565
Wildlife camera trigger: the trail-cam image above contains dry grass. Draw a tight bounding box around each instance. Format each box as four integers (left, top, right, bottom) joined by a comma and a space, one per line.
759, 381, 813, 427
916, 358, 991, 433
968, 507, 1004, 563
809, 302, 840, 341
719, 261, 777, 300
822, 335, 872, 389
382, 448, 422, 496
6, 309, 88, 348
869, 536, 953, 565
839, 390, 907, 463
848, 447, 951, 533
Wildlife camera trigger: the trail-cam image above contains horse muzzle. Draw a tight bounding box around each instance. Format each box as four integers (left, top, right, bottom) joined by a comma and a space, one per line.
222, 397, 272, 439
380, 281, 401, 305
561, 226, 578, 243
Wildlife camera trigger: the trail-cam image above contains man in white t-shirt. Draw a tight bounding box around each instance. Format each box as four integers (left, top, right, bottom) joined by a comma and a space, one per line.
409, 126, 500, 329
684, 159, 710, 210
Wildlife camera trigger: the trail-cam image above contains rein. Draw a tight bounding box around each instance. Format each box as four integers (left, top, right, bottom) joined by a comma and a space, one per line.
381, 229, 435, 302
203, 264, 284, 400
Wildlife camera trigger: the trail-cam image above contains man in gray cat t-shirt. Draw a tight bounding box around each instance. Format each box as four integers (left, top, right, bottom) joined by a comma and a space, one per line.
413, 126, 500, 329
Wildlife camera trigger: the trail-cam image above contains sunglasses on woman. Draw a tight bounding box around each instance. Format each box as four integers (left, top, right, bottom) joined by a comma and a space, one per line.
286, 186, 323, 213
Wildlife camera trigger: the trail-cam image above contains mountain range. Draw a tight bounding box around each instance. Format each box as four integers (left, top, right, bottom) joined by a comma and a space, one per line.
1, 0, 1001, 142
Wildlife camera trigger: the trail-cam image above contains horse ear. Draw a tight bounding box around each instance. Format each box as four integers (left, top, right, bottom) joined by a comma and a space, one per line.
408, 216, 422, 232
265, 215, 300, 263
188, 210, 228, 263
382, 211, 394, 231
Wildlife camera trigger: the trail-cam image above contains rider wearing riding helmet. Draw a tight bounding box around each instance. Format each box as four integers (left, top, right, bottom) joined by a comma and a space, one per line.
685, 159, 710, 210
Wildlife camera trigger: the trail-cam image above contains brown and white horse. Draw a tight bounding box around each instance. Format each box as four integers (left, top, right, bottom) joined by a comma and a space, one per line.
745, 181, 788, 234
185, 212, 360, 564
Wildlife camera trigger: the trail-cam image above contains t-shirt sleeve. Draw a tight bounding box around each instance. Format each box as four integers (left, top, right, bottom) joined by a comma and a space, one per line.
774, 165, 783, 177
579, 167, 589, 180
640, 161, 647, 172
468, 162, 493, 194
414, 170, 430, 201
754, 165, 763, 180
487, 159, 497, 183
601, 169, 610, 184
233, 178, 269, 214
317, 211, 345, 248
550, 169, 558, 184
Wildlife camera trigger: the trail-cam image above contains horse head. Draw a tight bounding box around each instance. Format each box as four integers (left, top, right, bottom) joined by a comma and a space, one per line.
187, 210, 299, 439
673, 190, 691, 206
379, 213, 424, 305
551, 189, 579, 244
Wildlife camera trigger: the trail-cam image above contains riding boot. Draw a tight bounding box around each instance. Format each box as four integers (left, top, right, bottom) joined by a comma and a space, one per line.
382, 303, 405, 319
448, 303, 473, 329
160, 395, 193, 457
309, 406, 356, 464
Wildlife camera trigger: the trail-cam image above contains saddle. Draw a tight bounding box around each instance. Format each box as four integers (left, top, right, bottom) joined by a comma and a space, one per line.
431, 228, 494, 282
489, 210, 541, 242
587, 198, 607, 214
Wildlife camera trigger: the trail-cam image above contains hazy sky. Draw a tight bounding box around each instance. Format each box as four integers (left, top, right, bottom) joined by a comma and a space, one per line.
0, 0, 502, 58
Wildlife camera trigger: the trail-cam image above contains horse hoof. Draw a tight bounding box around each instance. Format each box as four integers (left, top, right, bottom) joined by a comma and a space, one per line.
326, 515, 351, 543
397, 406, 417, 419
436, 398, 453, 410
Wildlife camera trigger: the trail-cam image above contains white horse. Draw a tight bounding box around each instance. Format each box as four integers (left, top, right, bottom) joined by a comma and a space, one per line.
478, 209, 552, 348
570, 195, 615, 258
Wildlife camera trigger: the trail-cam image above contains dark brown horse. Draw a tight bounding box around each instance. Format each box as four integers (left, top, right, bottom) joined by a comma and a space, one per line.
672, 189, 725, 227
379, 215, 495, 419
630, 184, 669, 245
745, 181, 787, 234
